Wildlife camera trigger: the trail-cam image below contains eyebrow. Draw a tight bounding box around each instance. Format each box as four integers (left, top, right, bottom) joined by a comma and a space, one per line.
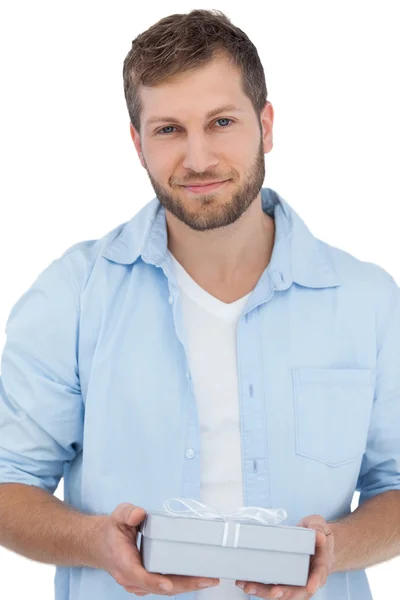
145, 104, 245, 128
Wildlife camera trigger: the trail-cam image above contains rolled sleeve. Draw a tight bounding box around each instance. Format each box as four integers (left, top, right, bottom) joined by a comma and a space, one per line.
356, 274, 400, 504
0, 258, 84, 494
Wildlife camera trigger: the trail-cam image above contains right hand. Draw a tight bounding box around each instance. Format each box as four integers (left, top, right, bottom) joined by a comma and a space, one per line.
95, 502, 220, 596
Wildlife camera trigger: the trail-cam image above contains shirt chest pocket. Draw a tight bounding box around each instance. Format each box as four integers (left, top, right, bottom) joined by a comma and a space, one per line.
292, 367, 375, 467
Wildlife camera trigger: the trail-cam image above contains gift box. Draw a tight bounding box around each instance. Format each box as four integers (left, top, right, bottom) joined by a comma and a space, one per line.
139, 499, 316, 587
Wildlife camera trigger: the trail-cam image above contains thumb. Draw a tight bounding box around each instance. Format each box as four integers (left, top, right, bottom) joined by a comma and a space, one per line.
114, 503, 147, 528
127, 506, 147, 528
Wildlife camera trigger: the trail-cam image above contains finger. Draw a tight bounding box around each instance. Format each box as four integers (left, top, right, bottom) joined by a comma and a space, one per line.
236, 581, 276, 596
118, 562, 218, 595
124, 506, 147, 528
113, 503, 147, 529
302, 525, 327, 549
126, 563, 174, 594
297, 516, 332, 540
268, 584, 307, 598
123, 587, 149, 596
315, 530, 327, 547
237, 581, 303, 598
166, 574, 220, 592
135, 572, 219, 596
307, 559, 330, 595
127, 507, 147, 527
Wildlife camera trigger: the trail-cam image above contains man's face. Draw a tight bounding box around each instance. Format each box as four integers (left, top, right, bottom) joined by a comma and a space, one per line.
130, 54, 274, 231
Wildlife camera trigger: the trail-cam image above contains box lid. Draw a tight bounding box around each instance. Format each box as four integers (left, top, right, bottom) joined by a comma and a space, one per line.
140, 511, 316, 555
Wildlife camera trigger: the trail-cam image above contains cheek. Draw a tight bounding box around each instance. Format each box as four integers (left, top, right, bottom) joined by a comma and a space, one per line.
144, 151, 172, 179
219, 132, 254, 159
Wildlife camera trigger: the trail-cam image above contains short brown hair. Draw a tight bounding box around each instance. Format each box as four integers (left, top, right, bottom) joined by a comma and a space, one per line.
123, 9, 268, 134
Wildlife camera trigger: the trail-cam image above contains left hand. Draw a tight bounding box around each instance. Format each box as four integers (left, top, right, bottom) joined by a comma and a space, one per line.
235, 515, 335, 599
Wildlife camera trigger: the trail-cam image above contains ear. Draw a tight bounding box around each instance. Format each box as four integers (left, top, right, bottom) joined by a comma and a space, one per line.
130, 122, 146, 169
260, 101, 274, 154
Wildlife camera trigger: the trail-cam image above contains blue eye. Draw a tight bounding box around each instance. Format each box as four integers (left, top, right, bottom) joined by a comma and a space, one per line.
159, 125, 176, 135
215, 118, 232, 128
156, 118, 233, 135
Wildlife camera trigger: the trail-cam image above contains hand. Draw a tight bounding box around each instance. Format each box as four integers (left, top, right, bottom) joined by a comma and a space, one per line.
235, 515, 335, 599
95, 502, 220, 596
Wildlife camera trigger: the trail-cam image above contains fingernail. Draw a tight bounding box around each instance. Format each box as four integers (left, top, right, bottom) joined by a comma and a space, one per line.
159, 582, 173, 591
237, 583, 245, 589
248, 587, 257, 594
274, 593, 284, 598
198, 581, 215, 588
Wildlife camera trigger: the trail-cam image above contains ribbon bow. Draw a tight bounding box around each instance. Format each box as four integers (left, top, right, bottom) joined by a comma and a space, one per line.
161, 498, 288, 548
164, 498, 287, 525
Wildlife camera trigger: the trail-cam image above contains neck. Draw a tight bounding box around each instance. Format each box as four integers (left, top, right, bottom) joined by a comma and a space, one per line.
166, 193, 275, 287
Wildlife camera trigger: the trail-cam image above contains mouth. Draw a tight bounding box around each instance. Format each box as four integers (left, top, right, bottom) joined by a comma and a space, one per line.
181, 180, 230, 194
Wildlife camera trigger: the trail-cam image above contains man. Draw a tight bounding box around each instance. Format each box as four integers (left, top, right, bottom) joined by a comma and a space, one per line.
0, 8, 399, 600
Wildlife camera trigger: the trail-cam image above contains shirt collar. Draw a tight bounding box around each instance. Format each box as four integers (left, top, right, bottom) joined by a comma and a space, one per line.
101, 187, 341, 290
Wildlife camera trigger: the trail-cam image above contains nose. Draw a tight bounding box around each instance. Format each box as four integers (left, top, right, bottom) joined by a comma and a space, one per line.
182, 136, 219, 174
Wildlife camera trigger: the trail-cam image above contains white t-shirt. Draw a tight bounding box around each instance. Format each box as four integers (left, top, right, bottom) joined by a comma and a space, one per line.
170, 251, 252, 600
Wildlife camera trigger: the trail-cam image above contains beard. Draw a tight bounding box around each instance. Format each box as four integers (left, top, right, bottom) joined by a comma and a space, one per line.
142, 134, 266, 232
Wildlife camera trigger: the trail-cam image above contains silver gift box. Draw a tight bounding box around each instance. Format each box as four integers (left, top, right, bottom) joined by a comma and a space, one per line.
139, 510, 316, 587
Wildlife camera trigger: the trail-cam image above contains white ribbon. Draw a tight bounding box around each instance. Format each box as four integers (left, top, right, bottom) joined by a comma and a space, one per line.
161, 498, 287, 548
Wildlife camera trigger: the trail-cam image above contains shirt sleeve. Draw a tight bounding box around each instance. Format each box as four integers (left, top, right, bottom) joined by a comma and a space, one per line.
0, 257, 84, 494
356, 273, 400, 504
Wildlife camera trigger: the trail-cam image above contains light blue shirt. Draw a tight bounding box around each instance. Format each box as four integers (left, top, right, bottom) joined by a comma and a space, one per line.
1, 187, 399, 600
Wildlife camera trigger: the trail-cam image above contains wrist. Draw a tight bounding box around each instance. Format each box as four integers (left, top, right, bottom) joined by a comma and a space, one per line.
80, 514, 109, 570
327, 520, 347, 574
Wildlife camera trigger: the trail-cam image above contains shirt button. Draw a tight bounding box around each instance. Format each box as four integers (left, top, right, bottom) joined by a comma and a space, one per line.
186, 370, 191, 380
185, 449, 195, 459
168, 295, 174, 304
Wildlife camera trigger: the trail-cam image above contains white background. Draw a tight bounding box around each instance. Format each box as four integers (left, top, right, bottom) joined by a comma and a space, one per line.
0, 1, 399, 598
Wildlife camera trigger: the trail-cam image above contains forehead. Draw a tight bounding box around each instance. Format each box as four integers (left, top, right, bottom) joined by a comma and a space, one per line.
140, 56, 250, 128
